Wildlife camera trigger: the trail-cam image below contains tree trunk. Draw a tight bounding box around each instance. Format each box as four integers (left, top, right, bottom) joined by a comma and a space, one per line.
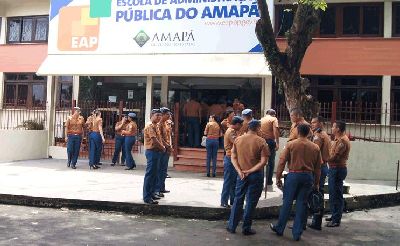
256, 1, 321, 119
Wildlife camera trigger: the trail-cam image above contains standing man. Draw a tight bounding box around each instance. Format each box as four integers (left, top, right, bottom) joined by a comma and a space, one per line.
227, 120, 270, 235
65, 107, 85, 169
220, 116, 243, 208
143, 109, 166, 205
259, 109, 280, 186
155, 107, 173, 197
270, 124, 322, 241
233, 98, 244, 116
112, 114, 128, 166
326, 120, 351, 227
239, 109, 253, 136
183, 96, 202, 147
288, 108, 309, 142
122, 113, 138, 170
308, 116, 331, 230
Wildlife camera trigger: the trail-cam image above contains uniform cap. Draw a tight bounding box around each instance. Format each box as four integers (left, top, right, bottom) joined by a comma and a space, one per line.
160, 107, 171, 114
73, 107, 81, 111
266, 109, 276, 116
242, 109, 253, 116
231, 116, 244, 125
248, 119, 261, 129
128, 112, 137, 118
151, 109, 162, 114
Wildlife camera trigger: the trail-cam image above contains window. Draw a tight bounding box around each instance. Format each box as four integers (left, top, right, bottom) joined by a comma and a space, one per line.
57, 76, 73, 108
320, 7, 336, 36
275, 5, 295, 37
394, 3, 400, 36
391, 77, 400, 124
307, 76, 382, 122
4, 73, 47, 108
276, 3, 383, 38
7, 16, 48, 43
343, 6, 360, 35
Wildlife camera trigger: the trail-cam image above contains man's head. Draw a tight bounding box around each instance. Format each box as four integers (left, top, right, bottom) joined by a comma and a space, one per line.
160, 107, 171, 121
242, 109, 253, 120
73, 107, 81, 117
248, 119, 261, 132
266, 109, 276, 117
230, 116, 244, 130
297, 123, 311, 138
127, 112, 137, 121
93, 109, 101, 117
332, 120, 346, 135
311, 116, 325, 131
290, 108, 303, 123
225, 109, 235, 119
151, 109, 162, 123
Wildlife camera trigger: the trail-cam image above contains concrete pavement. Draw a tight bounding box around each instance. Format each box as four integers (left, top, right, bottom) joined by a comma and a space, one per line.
0, 159, 399, 219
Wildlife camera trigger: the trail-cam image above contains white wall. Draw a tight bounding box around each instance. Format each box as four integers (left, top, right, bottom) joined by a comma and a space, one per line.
275, 138, 400, 181
2, 0, 49, 17
0, 130, 48, 162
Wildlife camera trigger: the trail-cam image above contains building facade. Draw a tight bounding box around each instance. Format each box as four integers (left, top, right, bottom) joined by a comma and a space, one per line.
1, 0, 400, 148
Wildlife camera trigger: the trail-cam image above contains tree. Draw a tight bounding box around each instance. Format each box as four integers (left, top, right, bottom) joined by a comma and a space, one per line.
256, 0, 327, 118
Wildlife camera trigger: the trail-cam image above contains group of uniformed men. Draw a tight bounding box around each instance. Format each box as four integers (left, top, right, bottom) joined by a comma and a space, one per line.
220, 107, 351, 241
65, 107, 138, 170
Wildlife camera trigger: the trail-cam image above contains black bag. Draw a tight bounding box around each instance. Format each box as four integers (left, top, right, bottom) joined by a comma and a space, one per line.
308, 189, 324, 214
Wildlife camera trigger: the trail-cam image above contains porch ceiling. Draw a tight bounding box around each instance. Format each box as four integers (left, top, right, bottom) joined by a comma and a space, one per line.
37, 54, 272, 77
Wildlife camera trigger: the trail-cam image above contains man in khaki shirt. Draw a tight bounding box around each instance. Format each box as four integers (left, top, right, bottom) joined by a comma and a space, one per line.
288, 108, 310, 142
326, 120, 351, 227
259, 109, 280, 186
183, 97, 202, 147
220, 116, 243, 208
271, 124, 322, 241
227, 120, 270, 236
238, 109, 253, 136
309, 116, 331, 230
143, 109, 165, 205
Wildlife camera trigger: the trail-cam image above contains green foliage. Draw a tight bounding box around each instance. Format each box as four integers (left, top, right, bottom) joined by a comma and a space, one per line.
298, 0, 327, 10
79, 76, 96, 101
20, 120, 45, 130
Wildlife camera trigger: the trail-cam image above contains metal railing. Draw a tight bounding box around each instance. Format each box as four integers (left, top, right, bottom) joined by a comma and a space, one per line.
0, 100, 47, 130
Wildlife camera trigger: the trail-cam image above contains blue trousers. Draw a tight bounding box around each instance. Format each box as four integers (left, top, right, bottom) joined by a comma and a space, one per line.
155, 152, 170, 193
67, 135, 81, 166
187, 117, 200, 147
221, 156, 237, 206
311, 164, 329, 227
112, 135, 125, 164
265, 139, 277, 185
89, 132, 102, 166
143, 150, 161, 202
206, 139, 219, 176
328, 167, 347, 224
227, 171, 264, 232
124, 136, 136, 168
275, 173, 313, 240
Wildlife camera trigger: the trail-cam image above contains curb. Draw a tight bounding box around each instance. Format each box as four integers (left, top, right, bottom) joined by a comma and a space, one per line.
0, 192, 399, 220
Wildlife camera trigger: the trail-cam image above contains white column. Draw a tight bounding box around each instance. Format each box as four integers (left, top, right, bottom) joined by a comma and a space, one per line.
0, 72, 4, 109
384, 0, 393, 38
0, 17, 6, 44
161, 76, 168, 107
72, 75, 80, 105
381, 76, 391, 125
145, 76, 153, 125
46, 76, 56, 150
263, 76, 273, 113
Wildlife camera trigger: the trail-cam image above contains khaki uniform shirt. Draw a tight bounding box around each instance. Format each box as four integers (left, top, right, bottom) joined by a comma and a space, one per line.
183, 100, 201, 118
91, 117, 103, 132
259, 115, 279, 140
159, 120, 172, 148
239, 119, 250, 136
328, 134, 351, 167
288, 118, 310, 142
85, 115, 94, 132
224, 127, 238, 157
221, 118, 232, 134
123, 121, 137, 136
115, 120, 128, 135
66, 115, 85, 135
144, 122, 164, 151
231, 133, 270, 171
312, 129, 331, 163
277, 138, 322, 185
205, 121, 221, 139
